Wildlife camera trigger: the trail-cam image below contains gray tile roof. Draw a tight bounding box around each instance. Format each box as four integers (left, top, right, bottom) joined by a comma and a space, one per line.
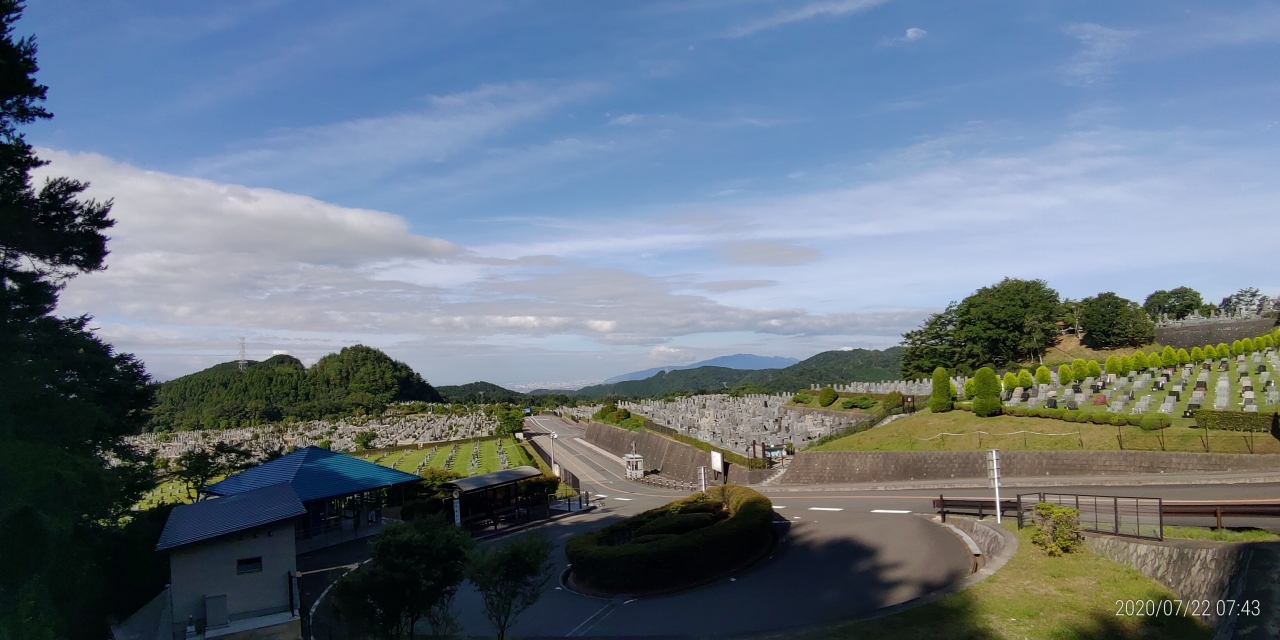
155, 483, 306, 551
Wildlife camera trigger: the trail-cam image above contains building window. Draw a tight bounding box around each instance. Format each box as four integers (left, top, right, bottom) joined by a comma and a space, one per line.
236, 557, 263, 575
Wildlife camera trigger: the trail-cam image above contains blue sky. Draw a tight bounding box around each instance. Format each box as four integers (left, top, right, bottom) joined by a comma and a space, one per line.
22, 1, 1280, 387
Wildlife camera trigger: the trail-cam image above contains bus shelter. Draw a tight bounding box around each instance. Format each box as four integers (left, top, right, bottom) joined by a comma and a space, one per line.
441, 466, 551, 530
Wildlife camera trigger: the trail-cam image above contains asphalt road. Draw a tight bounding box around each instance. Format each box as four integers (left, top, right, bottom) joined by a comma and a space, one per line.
408, 415, 1280, 638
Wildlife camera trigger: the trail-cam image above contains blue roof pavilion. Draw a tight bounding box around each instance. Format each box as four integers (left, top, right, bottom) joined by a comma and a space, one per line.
156, 483, 306, 551
205, 445, 421, 502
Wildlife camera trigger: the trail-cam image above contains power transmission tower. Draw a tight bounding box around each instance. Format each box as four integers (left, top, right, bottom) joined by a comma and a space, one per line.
237, 337, 248, 372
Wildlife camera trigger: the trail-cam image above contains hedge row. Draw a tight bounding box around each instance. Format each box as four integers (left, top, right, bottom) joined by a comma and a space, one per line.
565, 484, 773, 593
954, 404, 1172, 430
1192, 410, 1279, 432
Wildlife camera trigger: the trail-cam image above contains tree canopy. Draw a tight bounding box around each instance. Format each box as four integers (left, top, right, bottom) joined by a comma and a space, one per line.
1142, 286, 1205, 320
901, 279, 1060, 376
151, 346, 443, 430
1078, 293, 1154, 349
0, 3, 161, 636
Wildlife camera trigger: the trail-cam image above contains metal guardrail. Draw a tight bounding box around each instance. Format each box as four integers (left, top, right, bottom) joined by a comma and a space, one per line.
932, 496, 1018, 522
935, 493, 1280, 542
1018, 493, 1163, 540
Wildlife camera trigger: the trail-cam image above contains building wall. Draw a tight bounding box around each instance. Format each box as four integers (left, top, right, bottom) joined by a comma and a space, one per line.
169, 520, 297, 631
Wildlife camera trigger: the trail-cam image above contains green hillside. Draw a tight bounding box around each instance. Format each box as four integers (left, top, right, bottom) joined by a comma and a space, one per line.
572, 347, 903, 399
151, 345, 442, 430
436, 381, 529, 404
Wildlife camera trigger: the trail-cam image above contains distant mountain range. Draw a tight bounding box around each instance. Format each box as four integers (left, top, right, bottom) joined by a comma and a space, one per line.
569, 347, 903, 399
603, 353, 800, 384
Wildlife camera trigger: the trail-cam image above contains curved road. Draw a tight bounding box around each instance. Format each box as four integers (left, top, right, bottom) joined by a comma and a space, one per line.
314, 414, 1280, 638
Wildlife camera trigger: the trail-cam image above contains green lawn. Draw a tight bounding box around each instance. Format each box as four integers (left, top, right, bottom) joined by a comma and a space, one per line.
821, 523, 1210, 640
1163, 526, 1279, 542
810, 406, 1280, 454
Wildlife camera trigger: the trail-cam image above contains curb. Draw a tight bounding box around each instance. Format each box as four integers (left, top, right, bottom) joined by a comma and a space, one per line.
764, 471, 1280, 493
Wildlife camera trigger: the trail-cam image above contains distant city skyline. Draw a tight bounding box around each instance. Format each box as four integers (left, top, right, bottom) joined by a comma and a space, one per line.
21, 1, 1280, 385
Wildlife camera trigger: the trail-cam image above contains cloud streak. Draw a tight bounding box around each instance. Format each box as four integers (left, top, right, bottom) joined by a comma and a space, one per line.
725, 0, 890, 38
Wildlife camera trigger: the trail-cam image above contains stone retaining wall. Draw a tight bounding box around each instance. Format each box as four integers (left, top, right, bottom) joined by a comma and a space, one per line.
1155, 316, 1276, 350
584, 422, 770, 485
1084, 535, 1249, 624
777, 450, 1280, 485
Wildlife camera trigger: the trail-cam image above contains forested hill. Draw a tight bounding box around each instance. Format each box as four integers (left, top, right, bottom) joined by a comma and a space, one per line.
571, 347, 903, 399
151, 345, 442, 430
436, 381, 528, 404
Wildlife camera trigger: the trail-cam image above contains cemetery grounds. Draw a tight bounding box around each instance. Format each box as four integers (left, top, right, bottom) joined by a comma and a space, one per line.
133, 434, 532, 509
813, 356, 1279, 454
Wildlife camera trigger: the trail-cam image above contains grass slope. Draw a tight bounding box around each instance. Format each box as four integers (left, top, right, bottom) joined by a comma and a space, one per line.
811, 408, 1280, 454
823, 523, 1209, 640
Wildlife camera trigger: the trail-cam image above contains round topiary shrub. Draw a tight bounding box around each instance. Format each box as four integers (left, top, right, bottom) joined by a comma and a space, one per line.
1089, 412, 1110, 425
792, 393, 812, 404
1139, 415, 1172, 431
1125, 415, 1144, 427
1048, 409, 1066, 419
818, 386, 838, 407
971, 367, 1003, 417
1061, 410, 1080, 422
566, 485, 773, 594
1108, 415, 1127, 426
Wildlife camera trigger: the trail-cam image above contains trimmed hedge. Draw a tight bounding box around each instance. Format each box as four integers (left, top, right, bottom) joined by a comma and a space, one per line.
566, 485, 773, 593
1139, 414, 1172, 431
1192, 410, 1278, 432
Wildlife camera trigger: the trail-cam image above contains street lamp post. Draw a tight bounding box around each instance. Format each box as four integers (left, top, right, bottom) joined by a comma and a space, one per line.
550, 432, 559, 477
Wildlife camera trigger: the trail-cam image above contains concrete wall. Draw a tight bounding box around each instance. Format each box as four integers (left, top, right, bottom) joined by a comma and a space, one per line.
777, 450, 1280, 485
1084, 535, 1248, 623
1155, 317, 1276, 350
170, 520, 297, 632
584, 422, 770, 485
944, 517, 1008, 560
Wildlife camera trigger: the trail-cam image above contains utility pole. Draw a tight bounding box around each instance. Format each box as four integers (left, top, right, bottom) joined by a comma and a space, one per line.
237, 337, 248, 372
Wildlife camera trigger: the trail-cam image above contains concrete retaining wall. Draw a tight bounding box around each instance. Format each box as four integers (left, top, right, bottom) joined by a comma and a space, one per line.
1084, 535, 1248, 624
1155, 317, 1276, 350
777, 450, 1280, 485
584, 422, 770, 485
945, 517, 1008, 560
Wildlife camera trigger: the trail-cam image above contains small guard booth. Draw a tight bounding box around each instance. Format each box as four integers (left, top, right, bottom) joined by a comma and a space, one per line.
442, 466, 548, 530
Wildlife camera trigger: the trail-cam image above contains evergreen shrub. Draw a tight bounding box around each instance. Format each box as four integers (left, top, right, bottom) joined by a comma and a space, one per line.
565, 485, 773, 593
929, 367, 954, 413
1139, 414, 1172, 431
971, 367, 1003, 417
817, 387, 838, 407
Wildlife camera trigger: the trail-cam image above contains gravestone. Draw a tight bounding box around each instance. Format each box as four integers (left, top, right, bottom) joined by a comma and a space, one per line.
1092, 394, 1108, 406
1066, 400, 1078, 410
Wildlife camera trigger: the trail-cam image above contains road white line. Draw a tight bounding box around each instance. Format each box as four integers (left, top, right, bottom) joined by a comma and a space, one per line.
615, 497, 633, 501
871, 509, 912, 514
772, 505, 786, 509
807, 507, 843, 512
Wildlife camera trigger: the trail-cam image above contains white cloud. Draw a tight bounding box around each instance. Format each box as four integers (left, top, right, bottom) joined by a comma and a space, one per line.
725, 0, 890, 38
719, 241, 820, 266
193, 81, 601, 189
1060, 23, 1139, 86
880, 27, 927, 46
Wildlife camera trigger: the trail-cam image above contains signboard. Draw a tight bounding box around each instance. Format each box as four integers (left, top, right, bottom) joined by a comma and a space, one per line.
452, 489, 461, 525
552, 463, 561, 478
710, 450, 724, 475
763, 444, 787, 459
